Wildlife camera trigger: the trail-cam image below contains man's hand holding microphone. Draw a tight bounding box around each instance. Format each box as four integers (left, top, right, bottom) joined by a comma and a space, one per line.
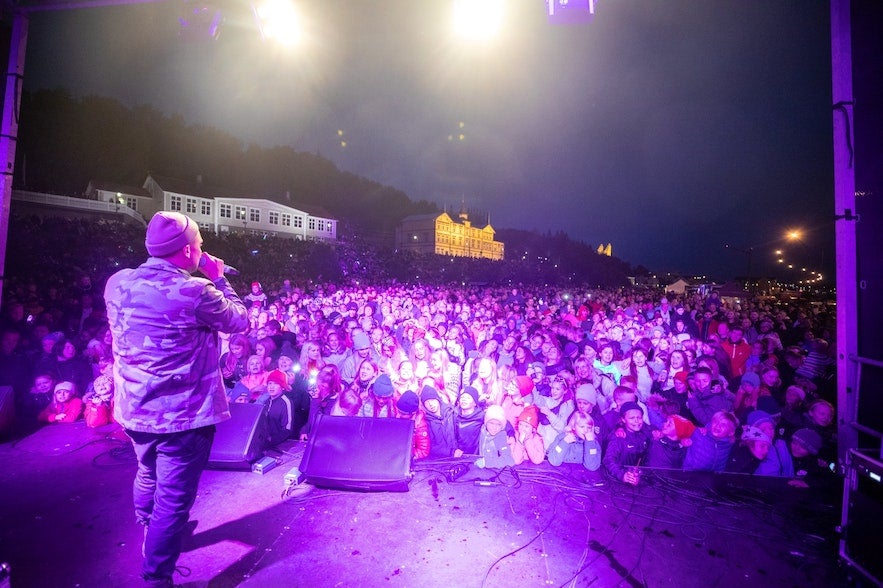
198, 252, 238, 281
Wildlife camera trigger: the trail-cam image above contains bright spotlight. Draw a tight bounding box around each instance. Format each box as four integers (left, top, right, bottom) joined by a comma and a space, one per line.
253, 0, 301, 46
452, 0, 505, 41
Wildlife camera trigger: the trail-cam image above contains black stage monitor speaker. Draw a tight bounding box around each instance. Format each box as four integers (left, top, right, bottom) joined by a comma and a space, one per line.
300, 415, 414, 492
208, 402, 268, 470
842, 449, 883, 586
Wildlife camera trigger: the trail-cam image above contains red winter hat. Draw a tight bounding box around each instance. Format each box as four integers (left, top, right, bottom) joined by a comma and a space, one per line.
674, 370, 689, 384
517, 405, 540, 429
514, 375, 535, 397
266, 370, 290, 390
670, 415, 695, 440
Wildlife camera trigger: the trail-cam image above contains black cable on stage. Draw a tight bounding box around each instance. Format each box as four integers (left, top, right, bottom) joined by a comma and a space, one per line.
557, 479, 642, 588
479, 491, 565, 588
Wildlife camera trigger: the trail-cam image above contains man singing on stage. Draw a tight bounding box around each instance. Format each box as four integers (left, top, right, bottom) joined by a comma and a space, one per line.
105, 211, 248, 587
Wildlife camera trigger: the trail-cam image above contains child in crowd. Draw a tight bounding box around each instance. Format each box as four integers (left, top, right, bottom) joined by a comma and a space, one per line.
646, 414, 695, 469
397, 390, 430, 460
38, 381, 83, 424
802, 399, 837, 464
726, 425, 774, 474
230, 355, 269, 403
779, 385, 809, 435
245, 281, 267, 308
602, 386, 638, 442
732, 371, 761, 422
475, 405, 514, 469
547, 410, 601, 471
330, 387, 362, 417
746, 410, 794, 477
347, 359, 379, 406
603, 402, 651, 485
510, 405, 545, 465
82, 374, 114, 428
276, 355, 299, 387
536, 375, 575, 451
788, 428, 831, 487
220, 334, 250, 391
20, 371, 55, 421
573, 383, 609, 442
659, 370, 690, 419
502, 375, 534, 427
421, 385, 456, 458
263, 369, 295, 447
683, 410, 738, 472
453, 387, 485, 457
686, 367, 735, 426
254, 337, 278, 370
360, 373, 396, 418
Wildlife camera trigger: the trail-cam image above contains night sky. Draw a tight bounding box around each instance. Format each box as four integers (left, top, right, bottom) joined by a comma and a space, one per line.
21, 1, 835, 281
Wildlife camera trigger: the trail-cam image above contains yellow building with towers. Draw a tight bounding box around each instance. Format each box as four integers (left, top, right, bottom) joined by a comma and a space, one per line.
396, 211, 504, 261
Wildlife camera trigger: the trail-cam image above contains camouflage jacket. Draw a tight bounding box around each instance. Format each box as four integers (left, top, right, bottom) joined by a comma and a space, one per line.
105, 257, 249, 433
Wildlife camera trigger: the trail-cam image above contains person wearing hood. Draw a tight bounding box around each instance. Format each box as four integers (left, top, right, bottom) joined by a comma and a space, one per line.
510, 405, 545, 465
547, 410, 601, 471
453, 386, 485, 457
421, 385, 456, 458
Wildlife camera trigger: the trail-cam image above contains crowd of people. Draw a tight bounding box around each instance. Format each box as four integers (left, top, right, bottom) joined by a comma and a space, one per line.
1, 262, 838, 487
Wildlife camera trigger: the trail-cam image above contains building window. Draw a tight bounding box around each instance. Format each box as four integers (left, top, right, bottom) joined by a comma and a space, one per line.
308, 218, 316, 230
170, 195, 182, 211
220, 203, 232, 218
327, 221, 334, 233
186, 198, 197, 214
294, 216, 303, 228
269, 211, 280, 225
249, 208, 260, 223
235, 206, 246, 220
317, 220, 325, 231
282, 213, 291, 227
201, 201, 212, 216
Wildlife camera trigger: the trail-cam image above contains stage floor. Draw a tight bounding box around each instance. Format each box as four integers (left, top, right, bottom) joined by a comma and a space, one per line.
0, 421, 850, 588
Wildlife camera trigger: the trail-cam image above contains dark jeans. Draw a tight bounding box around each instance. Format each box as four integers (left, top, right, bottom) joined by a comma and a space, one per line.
127, 426, 215, 584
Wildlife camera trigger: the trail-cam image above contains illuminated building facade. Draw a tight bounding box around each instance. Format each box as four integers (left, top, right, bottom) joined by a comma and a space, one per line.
396, 211, 504, 261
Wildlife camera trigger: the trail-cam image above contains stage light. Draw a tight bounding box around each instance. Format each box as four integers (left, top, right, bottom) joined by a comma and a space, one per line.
452, 0, 504, 41
253, 0, 301, 46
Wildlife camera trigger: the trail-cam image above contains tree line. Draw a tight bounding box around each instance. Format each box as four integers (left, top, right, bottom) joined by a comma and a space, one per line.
13, 89, 636, 286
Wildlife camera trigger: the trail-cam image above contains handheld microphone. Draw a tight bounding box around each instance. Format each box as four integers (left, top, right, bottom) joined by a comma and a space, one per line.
199, 254, 240, 276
